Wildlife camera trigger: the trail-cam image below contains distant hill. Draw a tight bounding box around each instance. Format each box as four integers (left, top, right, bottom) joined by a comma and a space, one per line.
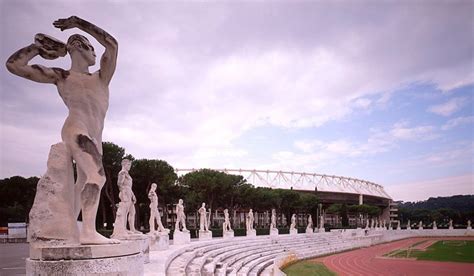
399, 195, 474, 213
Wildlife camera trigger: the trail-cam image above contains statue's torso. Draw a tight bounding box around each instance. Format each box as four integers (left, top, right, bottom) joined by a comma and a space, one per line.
118, 171, 133, 202
58, 71, 109, 141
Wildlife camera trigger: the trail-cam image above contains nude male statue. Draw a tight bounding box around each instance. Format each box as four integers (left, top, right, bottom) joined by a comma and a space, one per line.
6, 16, 118, 244
175, 199, 188, 232
223, 209, 233, 232
290, 214, 296, 230
198, 203, 209, 232
307, 214, 313, 230
246, 209, 254, 231
270, 209, 277, 229
148, 183, 169, 234
112, 159, 141, 238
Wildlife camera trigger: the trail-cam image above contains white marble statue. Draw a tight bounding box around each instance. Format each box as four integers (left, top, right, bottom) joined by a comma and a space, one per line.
175, 199, 188, 232
433, 220, 437, 230
112, 159, 141, 238
290, 214, 296, 230
418, 221, 423, 230
365, 218, 370, 230
468, 220, 472, 230
270, 209, 277, 229
383, 220, 386, 229
246, 209, 255, 231
306, 215, 313, 230
319, 215, 324, 230
407, 220, 411, 230
223, 209, 233, 232
449, 219, 453, 230
397, 220, 401, 230
370, 218, 374, 229
7, 16, 119, 245
198, 203, 210, 232
148, 183, 169, 234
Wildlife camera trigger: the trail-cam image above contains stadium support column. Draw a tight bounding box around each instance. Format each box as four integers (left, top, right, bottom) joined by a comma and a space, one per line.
359, 194, 363, 205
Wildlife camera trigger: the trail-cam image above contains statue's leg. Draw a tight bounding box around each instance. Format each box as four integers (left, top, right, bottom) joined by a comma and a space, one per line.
181, 217, 187, 231
74, 167, 86, 220
175, 216, 180, 231
149, 211, 155, 233
70, 134, 118, 244
157, 213, 165, 231
128, 202, 137, 232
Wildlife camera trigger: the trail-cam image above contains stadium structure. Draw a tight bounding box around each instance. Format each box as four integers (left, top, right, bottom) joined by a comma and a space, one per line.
175, 168, 398, 228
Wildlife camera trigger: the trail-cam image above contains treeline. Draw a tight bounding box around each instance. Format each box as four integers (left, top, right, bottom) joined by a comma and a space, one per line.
398, 195, 474, 225
0, 142, 319, 228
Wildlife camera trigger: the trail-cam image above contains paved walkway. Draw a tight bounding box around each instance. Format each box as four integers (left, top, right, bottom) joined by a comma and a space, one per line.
313, 237, 474, 276
0, 243, 28, 276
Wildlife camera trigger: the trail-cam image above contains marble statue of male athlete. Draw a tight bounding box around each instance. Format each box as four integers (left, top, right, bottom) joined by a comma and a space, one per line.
6, 16, 118, 244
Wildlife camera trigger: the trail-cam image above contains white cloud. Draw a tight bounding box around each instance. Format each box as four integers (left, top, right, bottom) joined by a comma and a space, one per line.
428, 97, 468, 117
390, 122, 437, 141
441, 116, 474, 130
353, 98, 372, 109
386, 174, 473, 201
267, 121, 439, 175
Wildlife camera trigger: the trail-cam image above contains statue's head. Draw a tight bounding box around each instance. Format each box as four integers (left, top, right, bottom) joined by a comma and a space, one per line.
121, 158, 131, 171
202, 202, 205, 207
67, 34, 96, 66
249, 209, 252, 212
179, 199, 183, 204
151, 183, 157, 190
224, 209, 228, 214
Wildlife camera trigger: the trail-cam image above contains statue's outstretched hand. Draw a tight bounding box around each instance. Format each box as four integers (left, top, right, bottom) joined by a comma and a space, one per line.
53, 16, 78, 31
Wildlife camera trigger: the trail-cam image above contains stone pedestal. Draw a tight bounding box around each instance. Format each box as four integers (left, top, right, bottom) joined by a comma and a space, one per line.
26, 242, 143, 275
270, 228, 279, 236
199, 230, 212, 241
317, 228, 325, 233
116, 234, 150, 263
149, 232, 169, 251
223, 231, 234, 239
306, 228, 313, 234
173, 230, 190, 245
246, 229, 256, 237
289, 229, 298, 235
449, 226, 454, 230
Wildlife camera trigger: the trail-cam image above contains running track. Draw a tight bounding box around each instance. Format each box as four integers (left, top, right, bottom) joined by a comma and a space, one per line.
314, 237, 474, 276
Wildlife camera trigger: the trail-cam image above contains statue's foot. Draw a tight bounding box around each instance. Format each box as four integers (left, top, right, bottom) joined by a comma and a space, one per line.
80, 231, 120, 245
132, 230, 142, 234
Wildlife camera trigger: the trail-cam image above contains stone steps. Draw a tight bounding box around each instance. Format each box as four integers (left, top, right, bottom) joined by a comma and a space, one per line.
166, 232, 364, 276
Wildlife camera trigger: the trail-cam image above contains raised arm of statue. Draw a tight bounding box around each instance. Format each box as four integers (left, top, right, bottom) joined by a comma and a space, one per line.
6, 42, 67, 84
53, 16, 118, 85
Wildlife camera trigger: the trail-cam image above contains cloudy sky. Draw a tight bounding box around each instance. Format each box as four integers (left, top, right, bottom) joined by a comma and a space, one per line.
1, 0, 472, 201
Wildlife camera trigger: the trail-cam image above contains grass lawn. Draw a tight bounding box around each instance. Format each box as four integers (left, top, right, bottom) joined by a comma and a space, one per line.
385, 240, 474, 263
282, 261, 337, 276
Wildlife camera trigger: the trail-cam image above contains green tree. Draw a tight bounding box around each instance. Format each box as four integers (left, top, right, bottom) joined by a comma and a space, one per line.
0, 176, 38, 225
